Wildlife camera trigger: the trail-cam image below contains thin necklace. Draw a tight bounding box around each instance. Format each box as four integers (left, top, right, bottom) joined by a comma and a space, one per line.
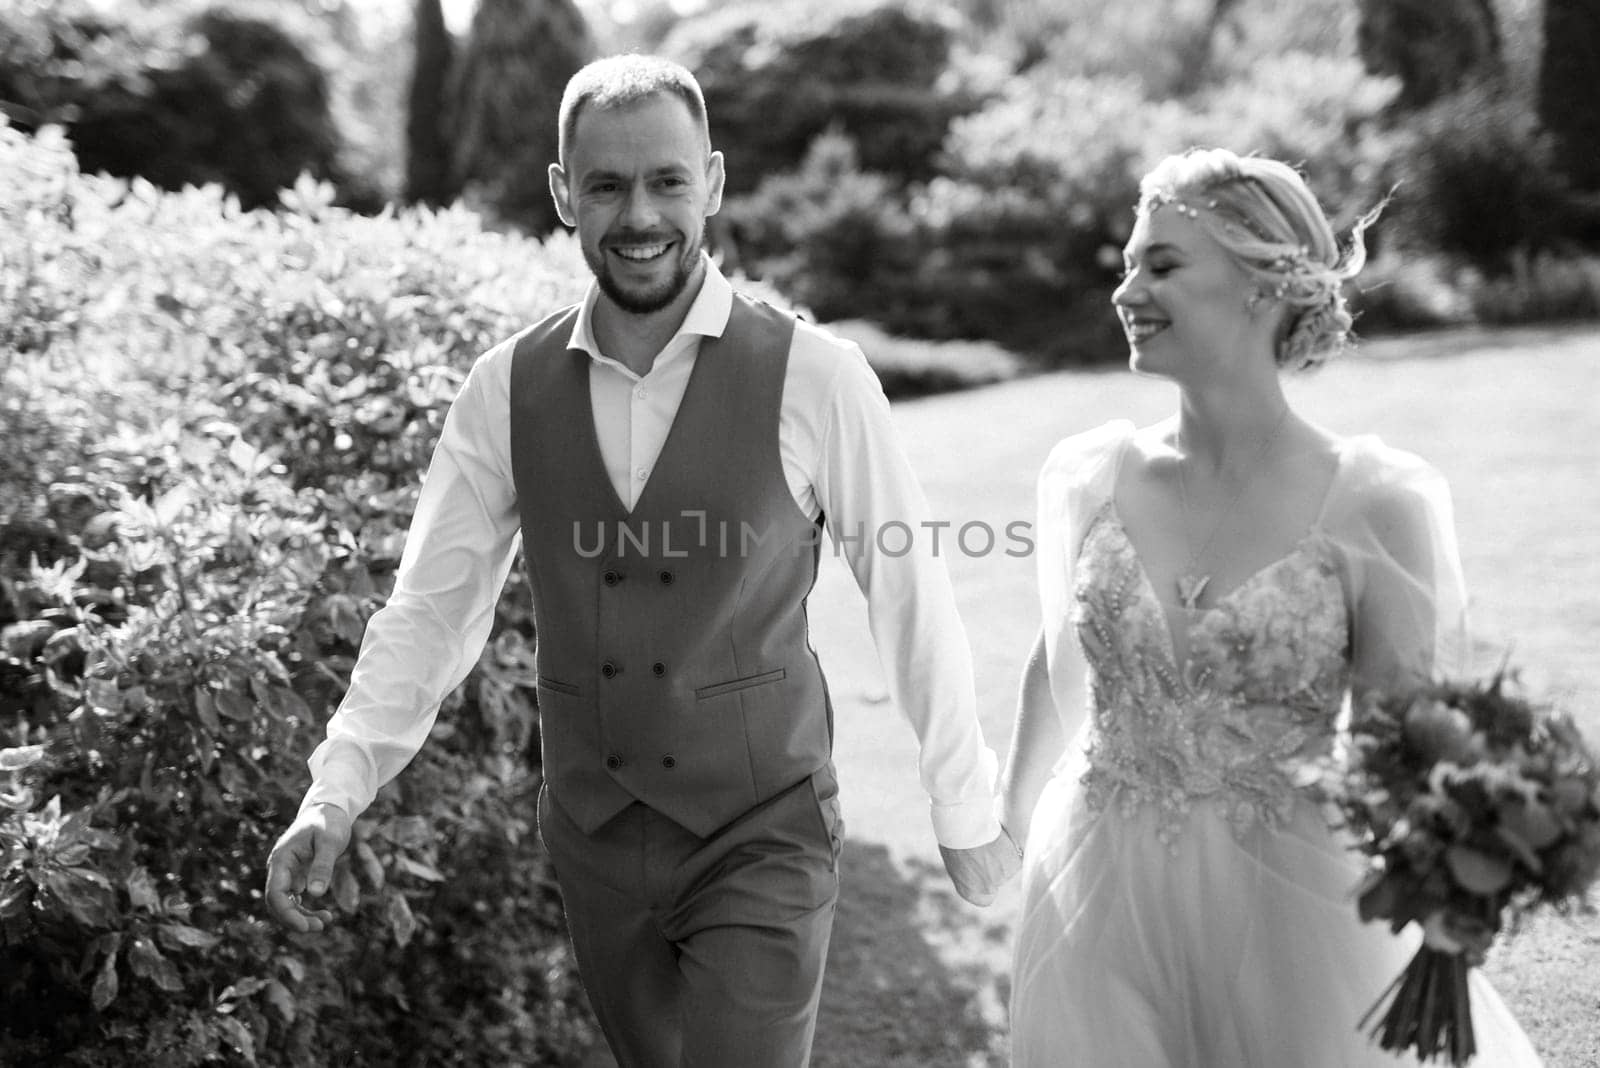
1174, 407, 1292, 611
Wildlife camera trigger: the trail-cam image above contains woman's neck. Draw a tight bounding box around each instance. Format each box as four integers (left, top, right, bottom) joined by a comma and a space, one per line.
1174, 377, 1294, 475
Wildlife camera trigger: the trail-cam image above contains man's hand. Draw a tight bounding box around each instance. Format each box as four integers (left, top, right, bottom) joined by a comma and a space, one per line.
265, 802, 353, 933
939, 825, 1023, 907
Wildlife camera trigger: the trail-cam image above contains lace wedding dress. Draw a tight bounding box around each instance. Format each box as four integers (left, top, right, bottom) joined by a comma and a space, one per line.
1010, 421, 1542, 1067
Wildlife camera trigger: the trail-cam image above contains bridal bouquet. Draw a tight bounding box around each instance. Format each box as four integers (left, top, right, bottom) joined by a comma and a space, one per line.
1328, 671, 1600, 1065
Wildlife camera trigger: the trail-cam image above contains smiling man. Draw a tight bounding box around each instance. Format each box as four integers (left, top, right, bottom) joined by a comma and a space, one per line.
551, 78, 717, 327
265, 54, 1019, 1068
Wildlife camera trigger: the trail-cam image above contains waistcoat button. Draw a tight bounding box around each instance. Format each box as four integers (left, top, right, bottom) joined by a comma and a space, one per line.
601, 660, 620, 679
658, 570, 674, 585
661, 755, 676, 769
605, 754, 623, 770
652, 662, 666, 677
602, 569, 622, 586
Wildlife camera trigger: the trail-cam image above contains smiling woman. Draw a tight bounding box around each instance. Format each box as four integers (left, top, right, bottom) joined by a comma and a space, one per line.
999, 147, 1547, 1067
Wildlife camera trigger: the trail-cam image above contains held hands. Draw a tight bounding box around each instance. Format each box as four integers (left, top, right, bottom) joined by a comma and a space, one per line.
939, 825, 1023, 907
264, 802, 353, 933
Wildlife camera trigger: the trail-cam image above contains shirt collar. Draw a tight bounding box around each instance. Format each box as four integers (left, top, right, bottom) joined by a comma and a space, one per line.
567, 253, 732, 367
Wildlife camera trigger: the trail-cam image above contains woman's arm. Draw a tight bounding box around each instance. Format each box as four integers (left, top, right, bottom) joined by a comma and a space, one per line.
1348, 461, 1467, 702
1000, 627, 1071, 849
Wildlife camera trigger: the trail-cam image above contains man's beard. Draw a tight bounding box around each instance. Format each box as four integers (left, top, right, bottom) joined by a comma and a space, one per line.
588, 230, 703, 315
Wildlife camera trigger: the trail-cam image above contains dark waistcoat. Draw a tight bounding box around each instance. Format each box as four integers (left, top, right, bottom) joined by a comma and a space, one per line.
509, 294, 832, 837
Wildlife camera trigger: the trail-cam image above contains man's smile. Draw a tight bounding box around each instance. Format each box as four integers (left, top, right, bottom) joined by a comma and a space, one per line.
611, 242, 673, 263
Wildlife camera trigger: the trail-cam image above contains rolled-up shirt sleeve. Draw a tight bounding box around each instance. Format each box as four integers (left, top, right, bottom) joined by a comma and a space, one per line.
299, 340, 523, 819
812, 343, 1000, 849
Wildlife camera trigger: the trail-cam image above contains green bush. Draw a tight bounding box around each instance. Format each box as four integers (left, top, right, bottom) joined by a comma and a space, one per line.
0, 0, 349, 211
728, 54, 1399, 365
1466, 252, 1600, 324
0, 118, 600, 1066
665, 0, 985, 195
820, 318, 1022, 399
1346, 252, 1476, 335
449, 0, 595, 235
1383, 82, 1583, 275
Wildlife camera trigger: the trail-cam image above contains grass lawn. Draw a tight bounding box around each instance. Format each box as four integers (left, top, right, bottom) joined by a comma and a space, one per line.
804, 324, 1600, 1067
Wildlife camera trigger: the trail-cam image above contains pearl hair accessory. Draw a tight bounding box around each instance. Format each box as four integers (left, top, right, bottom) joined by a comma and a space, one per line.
1143, 189, 1324, 306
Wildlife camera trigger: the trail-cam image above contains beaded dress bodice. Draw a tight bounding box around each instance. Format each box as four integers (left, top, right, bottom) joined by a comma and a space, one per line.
1072, 501, 1351, 844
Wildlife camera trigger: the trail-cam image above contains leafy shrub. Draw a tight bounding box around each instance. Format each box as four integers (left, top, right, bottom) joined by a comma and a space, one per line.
1382, 82, 1582, 275
664, 0, 985, 195
0, 118, 603, 1065
820, 318, 1022, 399
1354, 0, 1503, 110
449, 0, 595, 235
1540, 0, 1600, 193
1346, 252, 1476, 335
730, 54, 1399, 365
720, 132, 916, 321
0, 0, 347, 210
1466, 252, 1600, 324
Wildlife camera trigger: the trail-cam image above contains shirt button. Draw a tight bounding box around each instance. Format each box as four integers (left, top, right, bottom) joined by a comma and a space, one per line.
661, 755, 676, 769
605, 754, 623, 770
634, 386, 647, 399
634, 466, 649, 481
652, 662, 666, 677
601, 660, 620, 679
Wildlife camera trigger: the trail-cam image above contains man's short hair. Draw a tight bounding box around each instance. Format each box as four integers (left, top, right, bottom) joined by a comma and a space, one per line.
558, 54, 711, 166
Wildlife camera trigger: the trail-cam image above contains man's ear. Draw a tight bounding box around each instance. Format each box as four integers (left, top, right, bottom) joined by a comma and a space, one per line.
549, 162, 577, 228
704, 150, 725, 218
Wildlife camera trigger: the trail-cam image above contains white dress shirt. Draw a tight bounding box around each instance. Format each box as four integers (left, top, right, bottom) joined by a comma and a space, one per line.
301, 258, 1000, 849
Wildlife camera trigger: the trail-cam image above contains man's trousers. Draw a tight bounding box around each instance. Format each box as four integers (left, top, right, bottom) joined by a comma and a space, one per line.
538, 767, 843, 1068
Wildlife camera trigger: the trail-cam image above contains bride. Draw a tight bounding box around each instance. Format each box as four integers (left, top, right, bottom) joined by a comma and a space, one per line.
1000, 148, 1543, 1066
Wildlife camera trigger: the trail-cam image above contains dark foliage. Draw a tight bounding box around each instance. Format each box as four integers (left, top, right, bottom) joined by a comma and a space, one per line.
1, 123, 598, 1067
1384, 83, 1583, 275
0, 1, 344, 211
664, 1, 986, 196
405, 0, 457, 207
1540, 0, 1600, 196
450, 0, 595, 235
1355, 0, 1502, 110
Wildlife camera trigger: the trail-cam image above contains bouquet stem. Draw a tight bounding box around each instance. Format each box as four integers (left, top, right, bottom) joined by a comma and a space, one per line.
1359, 946, 1477, 1065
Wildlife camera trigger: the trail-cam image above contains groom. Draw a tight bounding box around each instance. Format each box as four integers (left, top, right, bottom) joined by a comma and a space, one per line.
265, 54, 1019, 1067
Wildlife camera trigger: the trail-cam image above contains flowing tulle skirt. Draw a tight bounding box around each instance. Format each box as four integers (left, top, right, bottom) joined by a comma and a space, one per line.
1010, 768, 1544, 1068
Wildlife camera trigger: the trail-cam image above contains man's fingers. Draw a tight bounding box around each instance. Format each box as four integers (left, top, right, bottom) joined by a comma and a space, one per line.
305, 826, 344, 897
264, 824, 343, 932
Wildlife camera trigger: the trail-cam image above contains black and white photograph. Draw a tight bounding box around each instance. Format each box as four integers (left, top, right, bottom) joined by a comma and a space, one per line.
2, 0, 1597, 1065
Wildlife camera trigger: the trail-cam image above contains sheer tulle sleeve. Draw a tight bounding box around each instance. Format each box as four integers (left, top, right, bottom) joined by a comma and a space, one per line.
1321, 437, 1469, 700
1036, 420, 1135, 717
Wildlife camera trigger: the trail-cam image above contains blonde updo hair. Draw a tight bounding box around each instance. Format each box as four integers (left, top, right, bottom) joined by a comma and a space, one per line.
1137, 148, 1380, 371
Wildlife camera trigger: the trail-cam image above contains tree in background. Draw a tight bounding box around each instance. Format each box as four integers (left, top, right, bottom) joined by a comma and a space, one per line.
0, 1, 355, 210
1355, 0, 1502, 109
450, 0, 595, 235
662, 2, 984, 197
1540, 0, 1600, 194
405, 0, 456, 206
970, 0, 1310, 93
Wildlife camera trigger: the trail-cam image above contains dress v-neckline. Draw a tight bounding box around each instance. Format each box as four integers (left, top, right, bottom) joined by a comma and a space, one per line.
1101, 503, 1324, 682
1098, 432, 1349, 682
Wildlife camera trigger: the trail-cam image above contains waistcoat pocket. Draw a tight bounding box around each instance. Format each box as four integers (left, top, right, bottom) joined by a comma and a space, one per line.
694, 667, 787, 700
537, 676, 582, 697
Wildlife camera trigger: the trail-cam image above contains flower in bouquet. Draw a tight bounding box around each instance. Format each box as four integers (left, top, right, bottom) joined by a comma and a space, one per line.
1328, 670, 1600, 1065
